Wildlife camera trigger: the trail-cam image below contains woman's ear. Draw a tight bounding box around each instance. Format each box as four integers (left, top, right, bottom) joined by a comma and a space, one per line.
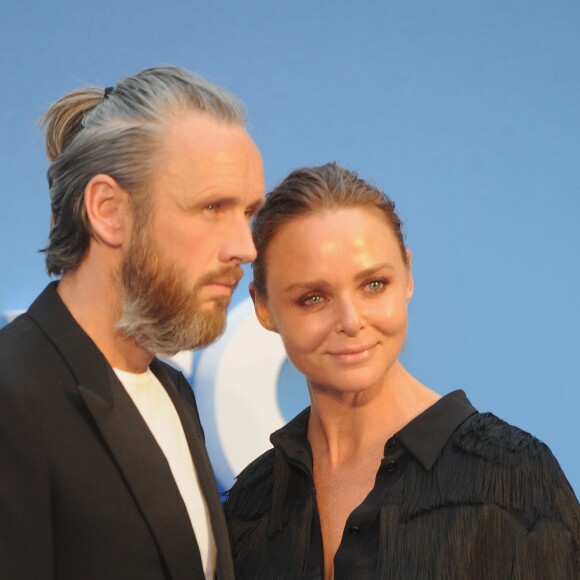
84, 174, 130, 248
406, 249, 414, 302
249, 283, 278, 332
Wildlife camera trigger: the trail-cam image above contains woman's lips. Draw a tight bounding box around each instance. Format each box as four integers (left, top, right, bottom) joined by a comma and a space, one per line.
327, 343, 378, 364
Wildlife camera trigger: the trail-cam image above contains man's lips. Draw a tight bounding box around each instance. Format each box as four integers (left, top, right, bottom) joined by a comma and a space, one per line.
207, 279, 239, 288
202, 275, 242, 297
202, 267, 243, 290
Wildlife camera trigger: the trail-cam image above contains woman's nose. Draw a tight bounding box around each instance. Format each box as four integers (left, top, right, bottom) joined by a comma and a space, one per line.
336, 296, 364, 336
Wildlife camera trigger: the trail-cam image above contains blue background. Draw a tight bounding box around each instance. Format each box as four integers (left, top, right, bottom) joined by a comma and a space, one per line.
1, 1, 578, 492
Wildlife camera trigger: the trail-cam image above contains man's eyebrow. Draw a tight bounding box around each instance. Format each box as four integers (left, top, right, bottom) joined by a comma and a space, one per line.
194, 195, 245, 207
248, 198, 264, 211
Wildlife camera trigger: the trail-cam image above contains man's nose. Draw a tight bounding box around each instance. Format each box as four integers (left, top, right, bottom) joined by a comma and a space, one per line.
221, 215, 257, 264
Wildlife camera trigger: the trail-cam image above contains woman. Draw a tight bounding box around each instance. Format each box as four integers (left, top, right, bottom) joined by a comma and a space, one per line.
224, 163, 580, 579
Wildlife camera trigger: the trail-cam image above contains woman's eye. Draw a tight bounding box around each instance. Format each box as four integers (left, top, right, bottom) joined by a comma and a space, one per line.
301, 294, 323, 306
366, 280, 386, 293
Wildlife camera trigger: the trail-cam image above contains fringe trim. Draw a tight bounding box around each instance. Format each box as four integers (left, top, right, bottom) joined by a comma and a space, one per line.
224, 448, 275, 520
225, 449, 315, 579
401, 412, 575, 525
268, 449, 293, 536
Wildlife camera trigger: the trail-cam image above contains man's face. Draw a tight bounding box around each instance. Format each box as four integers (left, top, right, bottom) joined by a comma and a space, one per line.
116, 112, 264, 356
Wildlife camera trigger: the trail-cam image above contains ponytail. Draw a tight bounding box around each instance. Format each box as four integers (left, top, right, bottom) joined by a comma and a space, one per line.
41, 87, 103, 162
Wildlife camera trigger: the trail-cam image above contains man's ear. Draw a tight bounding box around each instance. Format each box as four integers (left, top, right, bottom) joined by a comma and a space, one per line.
406, 249, 414, 302
84, 174, 131, 248
249, 283, 278, 332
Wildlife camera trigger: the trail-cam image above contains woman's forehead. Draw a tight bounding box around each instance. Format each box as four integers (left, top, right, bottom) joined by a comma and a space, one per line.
264, 208, 403, 269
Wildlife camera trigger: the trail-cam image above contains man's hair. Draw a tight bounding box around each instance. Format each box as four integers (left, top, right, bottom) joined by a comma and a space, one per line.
252, 162, 407, 296
41, 66, 246, 276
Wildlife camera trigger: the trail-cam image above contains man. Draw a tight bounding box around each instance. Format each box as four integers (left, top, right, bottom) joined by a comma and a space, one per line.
0, 66, 264, 579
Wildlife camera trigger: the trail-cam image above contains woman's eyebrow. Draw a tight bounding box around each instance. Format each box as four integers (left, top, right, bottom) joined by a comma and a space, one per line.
354, 263, 395, 282
284, 280, 331, 293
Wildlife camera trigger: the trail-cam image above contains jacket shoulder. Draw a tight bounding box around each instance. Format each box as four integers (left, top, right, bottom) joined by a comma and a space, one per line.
0, 313, 60, 390
0, 312, 38, 351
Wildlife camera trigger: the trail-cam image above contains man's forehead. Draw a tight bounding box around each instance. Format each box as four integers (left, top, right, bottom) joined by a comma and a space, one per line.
162, 111, 250, 149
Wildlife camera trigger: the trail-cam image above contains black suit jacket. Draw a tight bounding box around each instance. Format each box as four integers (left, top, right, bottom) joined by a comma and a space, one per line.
0, 282, 235, 580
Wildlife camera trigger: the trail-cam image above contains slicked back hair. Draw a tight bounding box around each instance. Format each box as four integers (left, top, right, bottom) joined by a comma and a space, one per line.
41, 66, 246, 275
252, 162, 407, 296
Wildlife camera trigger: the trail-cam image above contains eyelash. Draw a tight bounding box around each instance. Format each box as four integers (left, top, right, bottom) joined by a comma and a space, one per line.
365, 279, 387, 293
299, 294, 324, 307
204, 204, 257, 219
298, 279, 388, 307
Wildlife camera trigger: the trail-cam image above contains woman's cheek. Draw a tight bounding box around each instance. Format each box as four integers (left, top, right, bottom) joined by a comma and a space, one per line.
374, 299, 408, 333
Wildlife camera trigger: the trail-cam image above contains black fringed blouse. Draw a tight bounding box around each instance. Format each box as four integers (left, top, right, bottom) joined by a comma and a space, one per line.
225, 391, 580, 579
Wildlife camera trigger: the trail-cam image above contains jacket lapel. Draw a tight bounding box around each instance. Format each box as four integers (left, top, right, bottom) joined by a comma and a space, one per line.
28, 283, 205, 580
151, 360, 235, 580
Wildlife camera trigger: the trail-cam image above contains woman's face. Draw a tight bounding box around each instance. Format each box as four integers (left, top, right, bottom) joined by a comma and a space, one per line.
253, 207, 413, 396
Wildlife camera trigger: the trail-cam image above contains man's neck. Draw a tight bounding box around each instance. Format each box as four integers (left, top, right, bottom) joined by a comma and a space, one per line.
58, 268, 153, 373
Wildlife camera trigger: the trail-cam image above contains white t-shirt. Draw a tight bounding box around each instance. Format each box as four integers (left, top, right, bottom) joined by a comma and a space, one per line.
114, 367, 216, 579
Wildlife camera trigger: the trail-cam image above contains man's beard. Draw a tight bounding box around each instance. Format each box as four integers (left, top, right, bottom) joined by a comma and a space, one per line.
115, 225, 242, 357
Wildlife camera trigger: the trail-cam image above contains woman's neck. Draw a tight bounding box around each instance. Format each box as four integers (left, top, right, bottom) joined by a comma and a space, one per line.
306, 363, 440, 467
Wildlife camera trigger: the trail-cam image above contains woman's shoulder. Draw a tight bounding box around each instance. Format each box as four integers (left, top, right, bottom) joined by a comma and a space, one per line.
224, 448, 276, 520
403, 411, 579, 526
232, 448, 277, 487
451, 411, 552, 462
447, 411, 574, 499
